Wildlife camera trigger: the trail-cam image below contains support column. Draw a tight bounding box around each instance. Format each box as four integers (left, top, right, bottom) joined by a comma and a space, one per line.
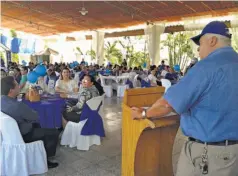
92, 31, 105, 65
144, 24, 165, 66
230, 15, 238, 52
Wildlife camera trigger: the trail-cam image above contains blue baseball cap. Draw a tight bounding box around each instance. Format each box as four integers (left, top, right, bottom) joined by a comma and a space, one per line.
191, 21, 232, 45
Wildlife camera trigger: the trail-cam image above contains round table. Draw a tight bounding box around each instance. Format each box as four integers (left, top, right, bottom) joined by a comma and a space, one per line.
23, 94, 65, 128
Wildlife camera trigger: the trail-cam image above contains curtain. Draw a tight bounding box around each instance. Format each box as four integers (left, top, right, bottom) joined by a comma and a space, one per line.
11, 38, 21, 53
144, 24, 165, 66
35, 39, 45, 53
19, 38, 36, 54
92, 31, 105, 65
0, 35, 7, 46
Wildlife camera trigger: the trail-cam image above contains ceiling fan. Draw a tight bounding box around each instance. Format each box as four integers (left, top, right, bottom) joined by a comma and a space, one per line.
79, 2, 88, 16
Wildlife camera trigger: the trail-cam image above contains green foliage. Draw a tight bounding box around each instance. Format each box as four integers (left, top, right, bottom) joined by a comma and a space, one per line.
118, 37, 149, 68
11, 53, 19, 63
104, 41, 123, 65
104, 36, 148, 67
231, 28, 238, 52
0, 52, 5, 60
127, 50, 149, 68
76, 47, 84, 55
86, 49, 96, 60
161, 32, 194, 70
10, 29, 17, 38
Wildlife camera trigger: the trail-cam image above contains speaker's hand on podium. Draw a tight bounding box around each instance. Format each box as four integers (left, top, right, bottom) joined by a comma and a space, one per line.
131, 107, 143, 120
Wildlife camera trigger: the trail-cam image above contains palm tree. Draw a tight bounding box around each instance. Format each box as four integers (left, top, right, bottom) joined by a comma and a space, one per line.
76, 47, 84, 55
118, 36, 149, 68
86, 49, 96, 60
104, 41, 123, 65
161, 32, 194, 71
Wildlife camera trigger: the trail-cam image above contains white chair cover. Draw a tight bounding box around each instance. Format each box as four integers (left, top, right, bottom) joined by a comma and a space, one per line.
133, 74, 141, 88
61, 95, 105, 151
161, 79, 172, 93
99, 74, 113, 97
129, 72, 137, 82
47, 79, 56, 94
0, 112, 48, 176
116, 77, 129, 97
121, 73, 129, 77
74, 72, 80, 85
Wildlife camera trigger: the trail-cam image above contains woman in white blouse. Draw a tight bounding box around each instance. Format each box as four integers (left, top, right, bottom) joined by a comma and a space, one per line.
55, 68, 79, 94
148, 70, 159, 87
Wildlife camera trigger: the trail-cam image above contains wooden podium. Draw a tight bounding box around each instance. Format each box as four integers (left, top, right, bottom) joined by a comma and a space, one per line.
122, 87, 180, 176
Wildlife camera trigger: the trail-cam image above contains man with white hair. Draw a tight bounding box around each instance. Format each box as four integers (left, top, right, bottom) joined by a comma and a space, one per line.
131, 21, 238, 176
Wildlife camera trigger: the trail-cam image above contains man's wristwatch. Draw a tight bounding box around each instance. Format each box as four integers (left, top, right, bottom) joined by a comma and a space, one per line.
141, 109, 147, 119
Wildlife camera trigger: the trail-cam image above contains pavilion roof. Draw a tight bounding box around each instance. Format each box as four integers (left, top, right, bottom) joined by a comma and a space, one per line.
2, 1, 238, 36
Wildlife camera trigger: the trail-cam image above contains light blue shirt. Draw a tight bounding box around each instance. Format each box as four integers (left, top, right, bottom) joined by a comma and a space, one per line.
164, 47, 238, 142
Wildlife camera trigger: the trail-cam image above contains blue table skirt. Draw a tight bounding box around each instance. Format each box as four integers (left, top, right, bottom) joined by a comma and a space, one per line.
23, 94, 66, 128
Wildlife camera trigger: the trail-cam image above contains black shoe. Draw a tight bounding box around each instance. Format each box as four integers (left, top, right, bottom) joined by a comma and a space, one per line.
57, 127, 63, 132
47, 160, 59, 169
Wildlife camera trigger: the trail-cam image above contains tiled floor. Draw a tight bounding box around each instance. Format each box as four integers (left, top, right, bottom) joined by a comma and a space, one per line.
41, 96, 186, 176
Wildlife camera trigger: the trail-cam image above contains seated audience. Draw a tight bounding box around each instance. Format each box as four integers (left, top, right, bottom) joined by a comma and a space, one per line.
0, 76, 59, 168
79, 73, 104, 96
148, 70, 160, 86
1, 68, 7, 78
78, 66, 88, 82
61, 75, 99, 128
184, 57, 198, 75
55, 67, 79, 94
45, 68, 59, 86
158, 60, 165, 73
88, 65, 96, 77
19, 66, 28, 93
112, 65, 120, 76
160, 65, 169, 78
14, 67, 21, 83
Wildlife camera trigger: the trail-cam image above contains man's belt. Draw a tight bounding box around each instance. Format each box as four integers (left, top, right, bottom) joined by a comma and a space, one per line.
188, 137, 238, 146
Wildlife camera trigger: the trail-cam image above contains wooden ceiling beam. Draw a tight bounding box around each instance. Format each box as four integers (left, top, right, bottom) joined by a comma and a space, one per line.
103, 1, 142, 22
140, 1, 168, 18
176, 1, 197, 13
200, 2, 216, 14
1, 1, 237, 36
7, 1, 89, 30
1, 14, 59, 33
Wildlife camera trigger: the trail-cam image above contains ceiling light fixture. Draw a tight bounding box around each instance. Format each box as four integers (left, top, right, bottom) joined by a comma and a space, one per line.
79, 2, 88, 16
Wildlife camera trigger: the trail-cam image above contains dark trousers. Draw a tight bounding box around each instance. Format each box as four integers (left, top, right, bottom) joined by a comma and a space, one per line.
156, 80, 162, 86
23, 124, 60, 158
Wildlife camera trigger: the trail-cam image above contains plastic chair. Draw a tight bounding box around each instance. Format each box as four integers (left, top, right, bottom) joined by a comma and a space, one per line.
99, 74, 113, 97
161, 78, 172, 92
0, 112, 48, 176
133, 74, 141, 88
60, 94, 105, 151
116, 76, 129, 97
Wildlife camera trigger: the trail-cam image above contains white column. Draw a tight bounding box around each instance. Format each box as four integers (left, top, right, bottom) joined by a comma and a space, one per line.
230, 15, 238, 52
57, 34, 67, 63
92, 31, 105, 65
144, 24, 165, 65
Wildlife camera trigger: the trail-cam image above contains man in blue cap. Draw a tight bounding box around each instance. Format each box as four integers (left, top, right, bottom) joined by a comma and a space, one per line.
131, 21, 238, 176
